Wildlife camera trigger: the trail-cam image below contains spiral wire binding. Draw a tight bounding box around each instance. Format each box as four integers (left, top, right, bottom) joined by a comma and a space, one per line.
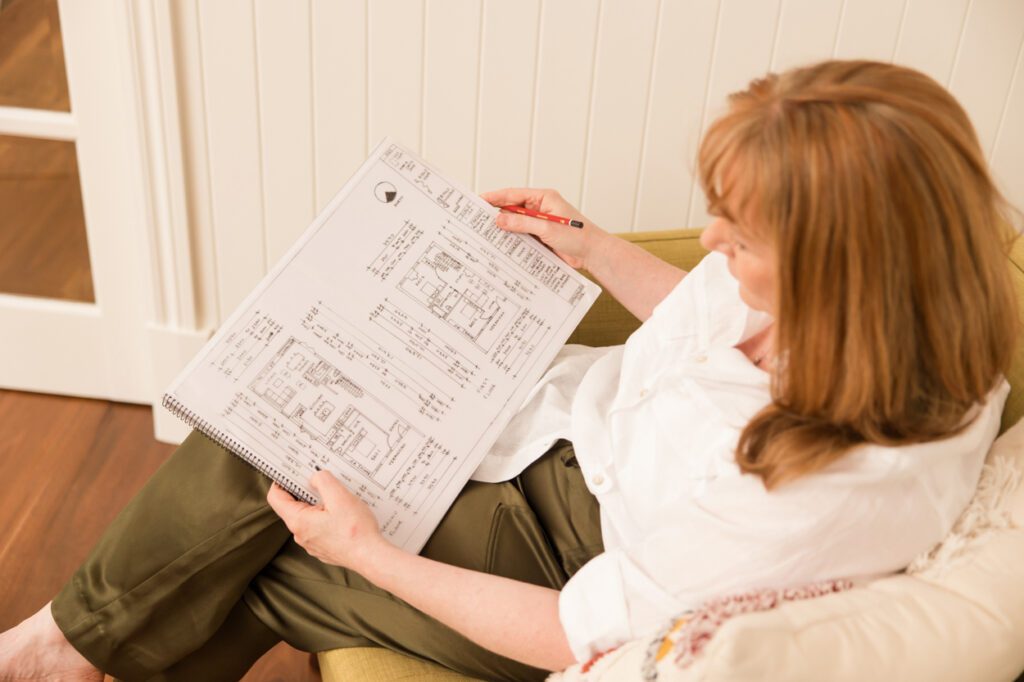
162, 393, 317, 505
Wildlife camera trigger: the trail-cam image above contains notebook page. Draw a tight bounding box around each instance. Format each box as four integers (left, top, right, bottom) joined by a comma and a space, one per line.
164, 138, 601, 553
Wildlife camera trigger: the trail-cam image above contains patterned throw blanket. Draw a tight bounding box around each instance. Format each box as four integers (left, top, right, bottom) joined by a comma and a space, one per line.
638, 579, 854, 676
563, 579, 855, 681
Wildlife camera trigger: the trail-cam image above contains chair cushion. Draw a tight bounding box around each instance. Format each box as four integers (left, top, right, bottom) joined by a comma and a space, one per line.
318, 646, 484, 681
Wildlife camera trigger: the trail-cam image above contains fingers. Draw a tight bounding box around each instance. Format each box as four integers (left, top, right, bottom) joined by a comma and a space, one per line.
495, 211, 554, 238
308, 470, 350, 509
266, 482, 308, 526
479, 187, 547, 210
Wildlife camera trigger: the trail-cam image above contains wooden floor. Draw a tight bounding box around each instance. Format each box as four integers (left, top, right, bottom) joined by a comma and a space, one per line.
0, 388, 319, 681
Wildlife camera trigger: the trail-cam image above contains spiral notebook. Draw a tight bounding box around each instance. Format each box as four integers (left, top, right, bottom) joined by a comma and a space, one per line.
162, 138, 601, 552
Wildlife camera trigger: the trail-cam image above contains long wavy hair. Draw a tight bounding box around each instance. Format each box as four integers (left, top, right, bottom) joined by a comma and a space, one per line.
698, 60, 1020, 490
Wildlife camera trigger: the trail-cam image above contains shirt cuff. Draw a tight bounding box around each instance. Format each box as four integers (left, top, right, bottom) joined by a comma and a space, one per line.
558, 553, 633, 662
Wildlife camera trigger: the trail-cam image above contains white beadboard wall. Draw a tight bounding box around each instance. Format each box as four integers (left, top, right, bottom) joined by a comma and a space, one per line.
168, 0, 1024, 331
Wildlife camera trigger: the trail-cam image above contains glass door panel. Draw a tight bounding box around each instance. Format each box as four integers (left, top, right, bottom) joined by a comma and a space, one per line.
0, 0, 93, 302
0, 0, 70, 111
0, 134, 92, 301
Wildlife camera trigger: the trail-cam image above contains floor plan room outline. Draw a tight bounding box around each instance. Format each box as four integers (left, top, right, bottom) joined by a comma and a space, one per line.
247, 337, 424, 489
397, 241, 519, 353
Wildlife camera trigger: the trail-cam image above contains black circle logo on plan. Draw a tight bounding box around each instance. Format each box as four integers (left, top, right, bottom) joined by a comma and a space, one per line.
374, 181, 398, 203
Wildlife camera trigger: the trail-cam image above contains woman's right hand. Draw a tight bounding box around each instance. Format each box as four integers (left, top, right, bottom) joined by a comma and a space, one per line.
479, 188, 606, 270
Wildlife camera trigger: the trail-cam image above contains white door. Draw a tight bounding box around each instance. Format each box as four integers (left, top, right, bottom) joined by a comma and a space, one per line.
0, 0, 159, 403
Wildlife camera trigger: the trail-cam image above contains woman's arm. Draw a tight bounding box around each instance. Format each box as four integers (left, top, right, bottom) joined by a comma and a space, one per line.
583, 230, 688, 322
480, 188, 686, 322
367, 542, 575, 671
266, 473, 577, 672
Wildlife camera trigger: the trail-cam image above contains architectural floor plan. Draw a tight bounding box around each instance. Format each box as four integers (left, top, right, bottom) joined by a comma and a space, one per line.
162, 138, 600, 552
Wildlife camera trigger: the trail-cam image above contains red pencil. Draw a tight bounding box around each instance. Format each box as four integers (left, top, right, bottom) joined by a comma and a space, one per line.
499, 205, 584, 229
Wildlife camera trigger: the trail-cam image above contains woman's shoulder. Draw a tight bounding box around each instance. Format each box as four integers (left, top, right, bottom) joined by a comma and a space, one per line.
703, 379, 1009, 517
834, 378, 1009, 477
642, 250, 772, 347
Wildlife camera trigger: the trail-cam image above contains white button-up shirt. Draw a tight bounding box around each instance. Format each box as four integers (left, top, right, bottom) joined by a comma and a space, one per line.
471, 250, 1008, 662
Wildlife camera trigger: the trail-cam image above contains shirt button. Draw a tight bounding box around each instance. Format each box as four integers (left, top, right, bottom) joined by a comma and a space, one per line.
639, 388, 648, 398
591, 473, 605, 486
694, 353, 708, 363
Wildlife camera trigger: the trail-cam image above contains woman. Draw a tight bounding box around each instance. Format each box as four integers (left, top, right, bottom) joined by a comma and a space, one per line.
2, 59, 1018, 681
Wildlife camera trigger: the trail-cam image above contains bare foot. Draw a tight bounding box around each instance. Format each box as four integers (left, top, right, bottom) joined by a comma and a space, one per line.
0, 603, 103, 681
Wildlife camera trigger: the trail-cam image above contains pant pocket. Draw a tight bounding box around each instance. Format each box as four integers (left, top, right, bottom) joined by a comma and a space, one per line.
554, 439, 580, 468
484, 503, 567, 590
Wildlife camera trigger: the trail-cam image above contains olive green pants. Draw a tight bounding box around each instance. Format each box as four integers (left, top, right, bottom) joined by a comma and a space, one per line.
51, 429, 602, 682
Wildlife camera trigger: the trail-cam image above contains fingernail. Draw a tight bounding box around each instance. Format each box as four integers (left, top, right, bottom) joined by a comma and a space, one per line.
495, 215, 507, 228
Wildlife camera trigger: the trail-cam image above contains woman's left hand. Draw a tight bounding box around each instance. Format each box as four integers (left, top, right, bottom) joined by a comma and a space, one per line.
266, 471, 387, 570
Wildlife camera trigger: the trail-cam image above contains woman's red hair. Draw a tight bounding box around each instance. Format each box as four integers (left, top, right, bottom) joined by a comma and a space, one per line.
698, 60, 1020, 489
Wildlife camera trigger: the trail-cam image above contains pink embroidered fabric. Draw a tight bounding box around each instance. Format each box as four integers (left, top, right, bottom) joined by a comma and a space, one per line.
638, 579, 856, 674
574, 579, 856, 677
